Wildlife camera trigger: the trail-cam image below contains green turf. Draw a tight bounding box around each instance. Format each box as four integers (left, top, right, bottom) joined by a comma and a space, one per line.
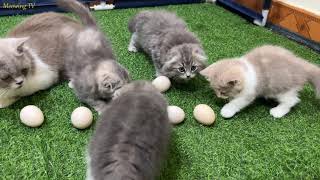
1, 3, 320, 179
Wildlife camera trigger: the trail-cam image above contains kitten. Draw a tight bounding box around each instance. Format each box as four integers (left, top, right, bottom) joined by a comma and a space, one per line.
200, 45, 320, 118
58, 0, 130, 113
128, 10, 207, 81
1, 0, 105, 107
0, 15, 73, 107
87, 81, 171, 180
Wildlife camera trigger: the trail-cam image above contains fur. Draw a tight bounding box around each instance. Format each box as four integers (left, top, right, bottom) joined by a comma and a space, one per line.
87, 81, 171, 180
59, 0, 130, 113
0, 12, 78, 107
128, 10, 207, 81
0, 0, 91, 107
200, 45, 320, 118
0, 44, 58, 107
1, 0, 130, 110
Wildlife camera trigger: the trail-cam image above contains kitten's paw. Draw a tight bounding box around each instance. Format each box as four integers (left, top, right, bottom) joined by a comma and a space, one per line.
155, 71, 164, 77
0, 98, 17, 108
96, 110, 102, 115
94, 108, 103, 115
220, 105, 237, 118
93, 105, 106, 115
270, 107, 289, 118
128, 45, 138, 53
68, 81, 74, 89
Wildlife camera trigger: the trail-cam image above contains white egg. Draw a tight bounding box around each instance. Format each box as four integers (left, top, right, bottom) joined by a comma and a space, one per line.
71, 107, 93, 129
152, 76, 171, 93
20, 105, 44, 127
193, 104, 215, 125
167, 106, 185, 124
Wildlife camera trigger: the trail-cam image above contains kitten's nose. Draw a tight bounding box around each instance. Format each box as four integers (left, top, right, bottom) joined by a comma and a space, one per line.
16, 80, 24, 85
186, 72, 191, 78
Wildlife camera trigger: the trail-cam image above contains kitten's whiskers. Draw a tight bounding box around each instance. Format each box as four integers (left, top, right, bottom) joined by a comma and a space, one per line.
0, 89, 9, 97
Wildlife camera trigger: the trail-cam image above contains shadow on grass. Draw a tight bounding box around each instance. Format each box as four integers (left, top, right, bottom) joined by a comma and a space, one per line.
9, 91, 52, 111
159, 132, 184, 180
172, 75, 209, 92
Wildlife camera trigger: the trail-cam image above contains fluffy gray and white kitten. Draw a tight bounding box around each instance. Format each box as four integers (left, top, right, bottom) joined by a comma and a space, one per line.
0, 13, 75, 107
0, 37, 60, 107
58, 0, 130, 113
87, 81, 171, 180
128, 10, 207, 81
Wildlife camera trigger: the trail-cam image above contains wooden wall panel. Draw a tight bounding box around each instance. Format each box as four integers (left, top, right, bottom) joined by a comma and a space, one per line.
308, 21, 320, 42
268, 0, 320, 43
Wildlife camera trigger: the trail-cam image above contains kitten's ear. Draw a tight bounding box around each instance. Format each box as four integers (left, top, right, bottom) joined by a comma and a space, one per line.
168, 54, 179, 63
163, 55, 179, 70
194, 53, 208, 63
122, 67, 131, 82
14, 37, 29, 56
193, 49, 208, 63
200, 66, 213, 79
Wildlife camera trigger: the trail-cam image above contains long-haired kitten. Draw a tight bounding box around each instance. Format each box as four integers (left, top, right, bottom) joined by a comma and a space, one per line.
1, 0, 128, 108
128, 10, 207, 81
58, 0, 130, 113
87, 81, 171, 180
200, 45, 320, 118
0, 16, 71, 107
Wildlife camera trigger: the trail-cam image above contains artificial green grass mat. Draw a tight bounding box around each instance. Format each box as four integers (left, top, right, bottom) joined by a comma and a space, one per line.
1, 3, 320, 179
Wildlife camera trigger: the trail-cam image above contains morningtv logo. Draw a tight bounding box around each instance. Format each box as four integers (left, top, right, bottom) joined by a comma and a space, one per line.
1, 2, 36, 10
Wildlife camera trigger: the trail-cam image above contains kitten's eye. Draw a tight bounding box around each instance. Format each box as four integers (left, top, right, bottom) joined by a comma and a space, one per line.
1, 76, 10, 81
191, 65, 197, 72
178, 67, 185, 73
220, 91, 227, 95
104, 82, 112, 90
21, 68, 28, 75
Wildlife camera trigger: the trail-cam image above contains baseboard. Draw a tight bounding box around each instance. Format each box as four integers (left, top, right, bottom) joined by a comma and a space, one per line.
267, 23, 320, 53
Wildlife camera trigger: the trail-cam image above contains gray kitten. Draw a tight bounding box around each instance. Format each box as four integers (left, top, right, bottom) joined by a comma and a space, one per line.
128, 10, 207, 81
0, 11, 80, 107
0, 0, 128, 108
87, 81, 171, 180
0, 37, 59, 107
58, 0, 130, 113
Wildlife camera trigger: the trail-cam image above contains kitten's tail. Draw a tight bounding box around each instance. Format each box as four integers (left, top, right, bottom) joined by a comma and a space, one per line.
303, 61, 320, 97
57, 0, 97, 27
128, 11, 149, 33
128, 14, 139, 33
